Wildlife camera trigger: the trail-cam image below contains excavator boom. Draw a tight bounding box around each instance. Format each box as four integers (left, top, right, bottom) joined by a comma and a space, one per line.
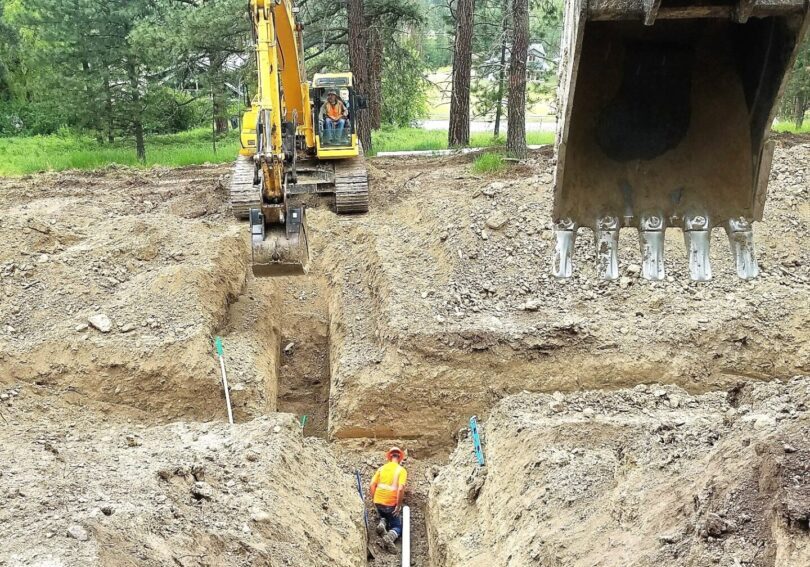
553, 0, 809, 281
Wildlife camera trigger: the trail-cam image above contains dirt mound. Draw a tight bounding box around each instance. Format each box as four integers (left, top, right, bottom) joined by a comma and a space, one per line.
0, 167, 281, 422
0, 385, 366, 567
322, 144, 809, 444
427, 378, 810, 567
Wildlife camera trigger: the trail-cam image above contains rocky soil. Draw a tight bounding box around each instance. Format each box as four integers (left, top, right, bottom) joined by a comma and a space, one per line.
0, 166, 280, 422
0, 135, 807, 567
0, 384, 365, 566
325, 142, 809, 444
428, 379, 810, 567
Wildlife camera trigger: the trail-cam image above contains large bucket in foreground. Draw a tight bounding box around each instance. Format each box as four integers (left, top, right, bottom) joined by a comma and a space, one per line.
250, 207, 310, 277
553, 0, 809, 281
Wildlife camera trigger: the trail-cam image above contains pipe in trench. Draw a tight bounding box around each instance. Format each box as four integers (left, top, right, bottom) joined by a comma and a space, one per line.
402, 505, 410, 567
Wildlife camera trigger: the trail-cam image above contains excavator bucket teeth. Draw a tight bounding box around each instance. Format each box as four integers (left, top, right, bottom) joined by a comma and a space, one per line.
250, 208, 310, 277
552, 0, 809, 280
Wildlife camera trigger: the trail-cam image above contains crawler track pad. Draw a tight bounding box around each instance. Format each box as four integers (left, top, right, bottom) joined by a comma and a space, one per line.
251, 226, 310, 277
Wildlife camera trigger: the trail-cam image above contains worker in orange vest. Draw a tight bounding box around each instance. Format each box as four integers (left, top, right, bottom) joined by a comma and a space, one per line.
319, 90, 349, 144
369, 447, 407, 553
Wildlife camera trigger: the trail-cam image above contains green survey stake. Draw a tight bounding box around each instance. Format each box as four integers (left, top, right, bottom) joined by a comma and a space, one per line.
214, 336, 234, 425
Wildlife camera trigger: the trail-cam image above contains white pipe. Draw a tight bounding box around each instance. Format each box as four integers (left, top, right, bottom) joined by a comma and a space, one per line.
402, 505, 410, 567
218, 355, 234, 425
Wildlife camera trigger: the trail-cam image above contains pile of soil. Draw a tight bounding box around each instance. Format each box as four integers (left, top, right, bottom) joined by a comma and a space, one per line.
0, 166, 279, 422
428, 379, 810, 567
0, 385, 366, 566
322, 144, 809, 444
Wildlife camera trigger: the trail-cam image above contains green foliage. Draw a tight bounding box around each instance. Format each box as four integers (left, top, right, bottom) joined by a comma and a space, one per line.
0, 128, 239, 175
370, 126, 553, 154
772, 119, 810, 134
142, 88, 208, 134
472, 151, 505, 174
779, 38, 809, 128
381, 43, 430, 127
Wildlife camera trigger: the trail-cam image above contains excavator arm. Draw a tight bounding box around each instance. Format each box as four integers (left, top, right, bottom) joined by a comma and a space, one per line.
242, 0, 314, 275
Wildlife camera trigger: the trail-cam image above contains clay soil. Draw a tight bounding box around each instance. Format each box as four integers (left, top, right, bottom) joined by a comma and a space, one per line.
0, 138, 808, 566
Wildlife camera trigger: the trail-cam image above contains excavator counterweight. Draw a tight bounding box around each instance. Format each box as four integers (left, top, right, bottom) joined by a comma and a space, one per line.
553, 0, 809, 281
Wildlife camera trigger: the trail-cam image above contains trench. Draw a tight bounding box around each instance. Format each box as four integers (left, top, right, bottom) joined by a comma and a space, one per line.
274, 275, 332, 439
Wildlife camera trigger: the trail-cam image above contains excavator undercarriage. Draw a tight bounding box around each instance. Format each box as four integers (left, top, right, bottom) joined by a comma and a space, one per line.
554, 0, 809, 281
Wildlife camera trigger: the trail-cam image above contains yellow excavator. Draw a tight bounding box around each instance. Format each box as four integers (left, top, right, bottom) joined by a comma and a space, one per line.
230, 0, 369, 277
553, 0, 809, 281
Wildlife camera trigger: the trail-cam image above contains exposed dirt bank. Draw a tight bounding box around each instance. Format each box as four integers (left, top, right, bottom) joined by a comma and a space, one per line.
0, 167, 280, 422
323, 144, 808, 445
428, 378, 810, 567
0, 385, 366, 566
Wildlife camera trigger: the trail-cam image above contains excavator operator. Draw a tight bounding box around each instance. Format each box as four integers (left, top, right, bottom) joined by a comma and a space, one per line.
319, 90, 349, 144
369, 447, 407, 553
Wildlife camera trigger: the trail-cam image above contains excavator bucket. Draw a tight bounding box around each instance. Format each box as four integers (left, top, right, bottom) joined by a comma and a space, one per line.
553, 0, 809, 281
249, 207, 310, 277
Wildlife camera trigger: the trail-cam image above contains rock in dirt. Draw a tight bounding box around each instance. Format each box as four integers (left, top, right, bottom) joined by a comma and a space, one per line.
485, 211, 509, 230
191, 481, 213, 501
88, 314, 113, 333
66, 525, 89, 542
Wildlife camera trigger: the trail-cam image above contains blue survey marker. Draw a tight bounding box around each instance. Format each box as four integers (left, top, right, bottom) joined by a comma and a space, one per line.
470, 416, 485, 466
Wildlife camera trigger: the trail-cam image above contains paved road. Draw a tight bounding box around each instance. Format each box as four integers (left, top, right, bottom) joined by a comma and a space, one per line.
417, 119, 556, 132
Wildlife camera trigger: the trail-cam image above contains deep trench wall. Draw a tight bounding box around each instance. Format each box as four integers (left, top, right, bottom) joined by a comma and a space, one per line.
427, 382, 810, 567
322, 221, 809, 445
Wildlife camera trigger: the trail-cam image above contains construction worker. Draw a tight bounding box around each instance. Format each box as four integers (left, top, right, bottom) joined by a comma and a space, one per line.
319, 90, 349, 144
369, 447, 407, 553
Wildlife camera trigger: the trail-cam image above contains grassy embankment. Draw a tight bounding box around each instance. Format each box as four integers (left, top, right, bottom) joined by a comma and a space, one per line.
1, 120, 806, 176
0, 128, 240, 176
0, 127, 555, 176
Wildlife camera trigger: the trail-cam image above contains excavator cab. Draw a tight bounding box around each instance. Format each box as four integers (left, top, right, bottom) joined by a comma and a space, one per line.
312, 73, 366, 158
553, 0, 809, 281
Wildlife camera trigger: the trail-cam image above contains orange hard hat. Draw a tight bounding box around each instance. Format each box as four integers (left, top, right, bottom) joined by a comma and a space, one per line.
386, 446, 405, 461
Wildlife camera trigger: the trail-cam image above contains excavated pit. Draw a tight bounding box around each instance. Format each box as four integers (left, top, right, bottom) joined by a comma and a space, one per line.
0, 167, 365, 566
317, 143, 808, 447
0, 138, 807, 566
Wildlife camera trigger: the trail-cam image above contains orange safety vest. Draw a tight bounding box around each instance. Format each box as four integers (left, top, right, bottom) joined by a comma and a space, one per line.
372, 461, 407, 506
325, 101, 345, 121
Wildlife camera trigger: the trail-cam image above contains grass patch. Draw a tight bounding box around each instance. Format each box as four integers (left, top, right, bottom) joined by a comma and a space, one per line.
0, 128, 239, 176
772, 119, 810, 134
472, 152, 506, 174
370, 127, 554, 155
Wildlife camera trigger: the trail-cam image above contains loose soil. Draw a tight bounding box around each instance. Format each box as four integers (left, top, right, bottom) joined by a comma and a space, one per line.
0, 137, 807, 566
429, 379, 810, 567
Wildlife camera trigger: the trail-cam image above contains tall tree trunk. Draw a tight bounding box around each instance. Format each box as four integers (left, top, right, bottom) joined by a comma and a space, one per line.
211, 53, 229, 134
448, 0, 474, 147
368, 24, 383, 130
348, 0, 372, 152
127, 59, 146, 162
103, 68, 114, 143
793, 93, 806, 129
506, 0, 528, 159
493, 12, 509, 138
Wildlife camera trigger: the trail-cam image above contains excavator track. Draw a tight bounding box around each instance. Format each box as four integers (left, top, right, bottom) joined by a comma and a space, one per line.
229, 156, 262, 220
334, 150, 369, 214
